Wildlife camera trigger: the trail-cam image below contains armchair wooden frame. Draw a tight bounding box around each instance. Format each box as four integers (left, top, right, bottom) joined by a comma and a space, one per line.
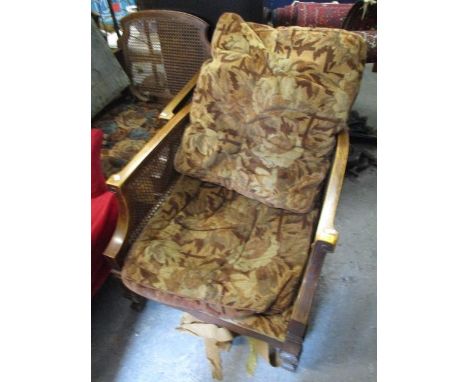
104, 102, 350, 371
102, 76, 197, 306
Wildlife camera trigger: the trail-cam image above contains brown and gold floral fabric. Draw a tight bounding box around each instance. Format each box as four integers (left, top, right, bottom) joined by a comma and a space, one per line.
92, 96, 165, 178
122, 175, 319, 319
226, 307, 292, 342
175, 12, 366, 213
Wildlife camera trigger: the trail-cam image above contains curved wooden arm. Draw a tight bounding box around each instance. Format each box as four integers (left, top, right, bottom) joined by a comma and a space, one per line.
105, 74, 196, 188
107, 103, 191, 189
314, 131, 350, 247
159, 72, 199, 120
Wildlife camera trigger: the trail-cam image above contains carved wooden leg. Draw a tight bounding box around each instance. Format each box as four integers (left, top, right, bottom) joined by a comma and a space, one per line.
278, 348, 300, 371
279, 320, 307, 371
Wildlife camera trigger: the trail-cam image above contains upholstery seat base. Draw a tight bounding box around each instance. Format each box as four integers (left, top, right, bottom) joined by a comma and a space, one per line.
122, 176, 319, 319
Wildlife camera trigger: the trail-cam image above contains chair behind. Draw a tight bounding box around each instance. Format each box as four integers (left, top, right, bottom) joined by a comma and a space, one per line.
120, 10, 211, 102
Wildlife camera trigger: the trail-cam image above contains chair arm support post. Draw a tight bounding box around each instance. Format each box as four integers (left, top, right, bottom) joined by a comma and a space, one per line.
103, 189, 130, 270
292, 241, 334, 319
159, 72, 199, 120
280, 240, 332, 370
281, 131, 350, 368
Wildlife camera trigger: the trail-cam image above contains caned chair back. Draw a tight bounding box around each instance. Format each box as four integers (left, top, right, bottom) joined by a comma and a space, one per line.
120, 10, 211, 101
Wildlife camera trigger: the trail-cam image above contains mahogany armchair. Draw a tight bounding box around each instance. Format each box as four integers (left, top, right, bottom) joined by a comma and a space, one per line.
103, 102, 349, 369
102, 12, 363, 372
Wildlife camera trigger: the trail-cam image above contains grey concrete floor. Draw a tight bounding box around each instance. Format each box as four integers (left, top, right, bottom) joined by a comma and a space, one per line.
92, 65, 377, 382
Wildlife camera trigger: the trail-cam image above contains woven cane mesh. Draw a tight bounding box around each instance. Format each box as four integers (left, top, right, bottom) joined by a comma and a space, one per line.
121, 10, 210, 100
122, 120, 187, 246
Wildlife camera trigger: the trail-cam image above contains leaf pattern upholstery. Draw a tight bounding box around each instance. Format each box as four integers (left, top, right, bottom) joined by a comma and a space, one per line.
175, 12, 366, 213
122, 176, 319, 318
122, 13, 365, 324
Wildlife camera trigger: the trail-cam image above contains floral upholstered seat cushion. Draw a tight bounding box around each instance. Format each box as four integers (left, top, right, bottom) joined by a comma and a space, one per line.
175, 13, 366, 213
92, 96, 165, 178
122, 176, 319, 319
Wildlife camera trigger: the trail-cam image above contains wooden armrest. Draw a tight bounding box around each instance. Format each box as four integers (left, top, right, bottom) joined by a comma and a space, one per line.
106, 103, 191, 190
314, 131, 350, 248
158, 72, 199, 120
103, 71, 197, 189
281, 131, 350, 363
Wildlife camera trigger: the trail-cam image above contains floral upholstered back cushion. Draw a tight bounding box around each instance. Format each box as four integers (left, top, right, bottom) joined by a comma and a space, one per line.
175, 13, 366, 213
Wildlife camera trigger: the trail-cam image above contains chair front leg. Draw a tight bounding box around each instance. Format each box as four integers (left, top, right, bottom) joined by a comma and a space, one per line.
280, 240, 334, 370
